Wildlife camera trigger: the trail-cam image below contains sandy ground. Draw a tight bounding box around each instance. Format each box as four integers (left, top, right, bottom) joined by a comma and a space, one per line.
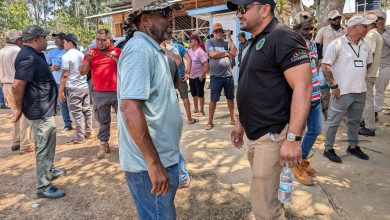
0, 85, 389, 220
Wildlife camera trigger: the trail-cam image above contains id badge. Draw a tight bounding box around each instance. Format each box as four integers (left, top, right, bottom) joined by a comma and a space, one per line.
354, 60, 364, 67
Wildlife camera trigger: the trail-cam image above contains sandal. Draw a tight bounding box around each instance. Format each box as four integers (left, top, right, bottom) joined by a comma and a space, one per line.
204, 124, 214, 130
187, 118, 199, 125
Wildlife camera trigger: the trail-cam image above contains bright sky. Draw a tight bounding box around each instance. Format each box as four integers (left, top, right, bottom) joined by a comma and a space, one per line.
301, 0, 314, 7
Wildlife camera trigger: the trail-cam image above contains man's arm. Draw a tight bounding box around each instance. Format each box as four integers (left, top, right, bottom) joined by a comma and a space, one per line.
208, 50, 231, 59
59, 70, 69, 102
120, 99, 170, 195
280, 63, 312, 167
199, 61, 209, 81
12, 79, 27, 122
321, 63, 337, 86
226, 33, 238, 57
79, 50, 93, 75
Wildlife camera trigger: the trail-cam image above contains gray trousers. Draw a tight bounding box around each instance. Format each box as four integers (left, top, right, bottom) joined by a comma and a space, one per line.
67, 88, 92, 140
325, 93, 366, 150
375, 67, 390, 112
31, 116, 56, 189
93, 92, 118, 142
362, 77, 376, 130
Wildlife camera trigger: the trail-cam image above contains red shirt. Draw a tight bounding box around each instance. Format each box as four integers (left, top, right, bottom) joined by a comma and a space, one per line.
83, 45, 122, 92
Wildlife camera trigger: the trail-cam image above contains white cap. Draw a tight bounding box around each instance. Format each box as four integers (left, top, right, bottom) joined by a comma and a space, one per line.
346, 15, 375, 27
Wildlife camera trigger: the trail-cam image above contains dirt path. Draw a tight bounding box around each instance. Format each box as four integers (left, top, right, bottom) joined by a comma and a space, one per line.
0, 87, 389, 220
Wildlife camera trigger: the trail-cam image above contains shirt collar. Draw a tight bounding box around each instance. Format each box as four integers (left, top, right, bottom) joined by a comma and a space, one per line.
24, 45, 41, 54
342, 34, 365, 46
252, 17, 279, 41
134, 31, 164, 53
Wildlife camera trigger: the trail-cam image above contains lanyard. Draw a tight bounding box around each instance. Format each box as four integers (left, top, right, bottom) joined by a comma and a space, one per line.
348, 43, 360, 58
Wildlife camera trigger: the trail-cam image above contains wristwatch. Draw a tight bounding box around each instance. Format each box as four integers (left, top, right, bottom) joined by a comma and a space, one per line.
286, 133, 302, 142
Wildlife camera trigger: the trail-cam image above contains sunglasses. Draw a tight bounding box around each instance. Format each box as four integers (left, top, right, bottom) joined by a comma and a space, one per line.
331, 17, 342, 21
149, 8, 173, 19
214, 29, 224, 34
236, 3, 263, 15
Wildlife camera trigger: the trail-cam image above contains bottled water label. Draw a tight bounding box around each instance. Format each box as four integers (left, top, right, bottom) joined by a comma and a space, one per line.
279, 182, 292, 192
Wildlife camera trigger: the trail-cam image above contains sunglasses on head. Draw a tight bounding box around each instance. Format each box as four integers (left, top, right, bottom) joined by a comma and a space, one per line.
236, 3, 264, 15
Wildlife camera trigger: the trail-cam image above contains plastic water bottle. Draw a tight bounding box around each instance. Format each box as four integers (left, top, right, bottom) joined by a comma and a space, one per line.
278, 162, 293, 203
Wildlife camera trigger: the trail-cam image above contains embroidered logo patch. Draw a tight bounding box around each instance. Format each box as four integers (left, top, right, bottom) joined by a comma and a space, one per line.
256, 38, 265, 50
290, 49, 309, 62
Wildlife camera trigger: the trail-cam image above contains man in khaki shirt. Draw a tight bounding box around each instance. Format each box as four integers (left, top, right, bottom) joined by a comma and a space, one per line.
0, 30, 33, 153
360, 14, 383, 136
315, 10, 345, 119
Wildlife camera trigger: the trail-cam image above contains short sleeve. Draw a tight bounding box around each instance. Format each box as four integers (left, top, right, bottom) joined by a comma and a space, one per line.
46, 51, 52, 65
61, 54, 70, 70
315, 28, 324, 44
205, 40, 214, 53
274, 30, 310, 71
199, 49, 208, 63
365, 41, 374, 64
118, 50, 152, 100
14, 54, 36, 82
321, 40, 338, 66
365, 32, 377, 52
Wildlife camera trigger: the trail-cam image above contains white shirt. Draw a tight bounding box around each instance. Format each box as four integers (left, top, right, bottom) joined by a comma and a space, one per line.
62, 48, 88, 90
0, 44, 21, 83
322, 35, 373, 95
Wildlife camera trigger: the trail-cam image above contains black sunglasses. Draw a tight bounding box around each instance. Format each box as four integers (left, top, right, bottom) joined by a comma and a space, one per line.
331, 17, 342, 21
149, 8, 173, 18
236, 3, 263, 15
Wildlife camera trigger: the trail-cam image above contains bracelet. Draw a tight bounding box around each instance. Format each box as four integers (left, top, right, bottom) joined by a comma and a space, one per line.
330, 84, 338, 89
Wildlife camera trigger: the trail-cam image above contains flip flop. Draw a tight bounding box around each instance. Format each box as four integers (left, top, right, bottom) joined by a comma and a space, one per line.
187, 118, 199, 125
204, 124, 214, 130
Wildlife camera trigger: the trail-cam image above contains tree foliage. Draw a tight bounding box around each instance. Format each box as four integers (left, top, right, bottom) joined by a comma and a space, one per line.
0, 0, 32, 33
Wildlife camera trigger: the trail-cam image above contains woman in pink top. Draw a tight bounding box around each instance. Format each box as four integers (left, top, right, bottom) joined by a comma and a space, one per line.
186, 34, 209, 116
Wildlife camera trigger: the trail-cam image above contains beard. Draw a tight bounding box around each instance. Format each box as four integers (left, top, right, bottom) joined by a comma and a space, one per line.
150, 24, 172, 42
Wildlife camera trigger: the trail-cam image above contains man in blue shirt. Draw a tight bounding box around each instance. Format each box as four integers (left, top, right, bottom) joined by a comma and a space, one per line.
117, 0, 183, 219
46, 32, 73, 133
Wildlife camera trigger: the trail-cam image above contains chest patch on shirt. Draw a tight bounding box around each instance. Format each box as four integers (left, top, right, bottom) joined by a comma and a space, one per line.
256, 38, 265, 50
291, 49, 309, 62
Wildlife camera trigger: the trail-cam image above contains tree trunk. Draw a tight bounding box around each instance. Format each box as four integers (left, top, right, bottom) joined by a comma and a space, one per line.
316, 0, 346, 28
289, 0, 304, 18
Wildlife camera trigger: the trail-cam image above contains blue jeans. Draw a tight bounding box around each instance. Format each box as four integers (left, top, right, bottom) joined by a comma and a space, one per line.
179, 148, 190, 186
56, 84, 72, 127
125, 164, 179, 220
301, 100, 322, 159
0, 84, 5, 106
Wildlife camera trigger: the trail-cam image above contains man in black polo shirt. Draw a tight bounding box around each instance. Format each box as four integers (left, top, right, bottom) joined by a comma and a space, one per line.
13, 25, 66, 199
227, 0, 312, 219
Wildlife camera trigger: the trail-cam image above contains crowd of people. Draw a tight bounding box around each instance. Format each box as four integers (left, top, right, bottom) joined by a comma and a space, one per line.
0, 0, 389, 219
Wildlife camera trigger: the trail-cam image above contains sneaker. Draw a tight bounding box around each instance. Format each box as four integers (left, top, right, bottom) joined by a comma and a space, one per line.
360, 120, 365, 128
51, 167, 66, 180
359, 127, 375, 136
97, 141, 109, 159
347, 146, 369, 160
323, 149, 342, 163
293, 164, 314, 186
60, 126, 73, 134
11, 144, 20, 151
36, 185, 65, 199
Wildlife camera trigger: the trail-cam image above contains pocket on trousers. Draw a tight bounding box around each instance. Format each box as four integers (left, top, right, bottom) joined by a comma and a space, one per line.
127, 172, 144, 185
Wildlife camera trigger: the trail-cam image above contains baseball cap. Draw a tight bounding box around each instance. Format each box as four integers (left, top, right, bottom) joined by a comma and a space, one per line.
22, 25, 50, 41
64, 34, 79, 46
375, 11, 387, 20
189, 34, 201, 43
212, 23, 223, 31
294, 11, 312, 26
227, 0, 276, 11
328, 10, 342, 19
364, 13, 378, 22
51, 32, 66, 39
6, 29, 22, 40
346, 15, 375, 27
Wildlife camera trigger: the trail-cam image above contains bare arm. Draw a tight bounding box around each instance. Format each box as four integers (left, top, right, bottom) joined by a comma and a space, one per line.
120, 99, 169, 195
165, 50, 182, 66
321, 63, 337, 86
59, 70, 69, 102
226, 35, 238, 57
279, 63, 312, 167
12, 79, 27, 122
184, 53, 192, 75
79, 59, 91, 76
